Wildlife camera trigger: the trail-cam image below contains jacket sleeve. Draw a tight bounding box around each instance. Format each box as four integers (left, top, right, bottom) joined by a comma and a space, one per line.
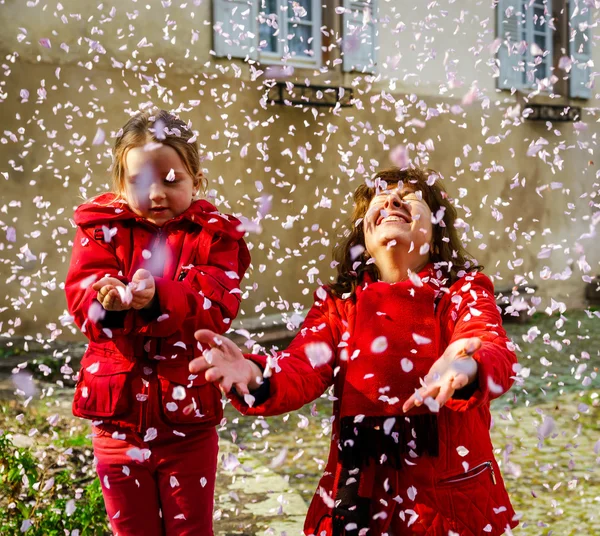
229, 290, 339, 417
65, 226, 134, 342
133, 233, 248, 339
442, 272, 518, 411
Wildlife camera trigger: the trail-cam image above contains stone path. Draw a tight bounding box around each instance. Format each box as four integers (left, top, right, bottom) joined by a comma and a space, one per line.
215, 440, 306, 535
490, 396, 600, 535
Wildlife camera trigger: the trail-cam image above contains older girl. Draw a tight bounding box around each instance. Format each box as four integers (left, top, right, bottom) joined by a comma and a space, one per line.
191, 167, 518, 536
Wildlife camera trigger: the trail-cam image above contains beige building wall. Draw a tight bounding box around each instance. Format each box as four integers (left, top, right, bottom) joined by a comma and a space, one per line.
375, 0, 499, 96
0, 0, 597, 342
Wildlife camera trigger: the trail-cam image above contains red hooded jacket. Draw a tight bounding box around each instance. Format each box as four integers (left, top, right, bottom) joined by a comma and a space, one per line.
231, 268, 519, 536
65, 193, 250, 437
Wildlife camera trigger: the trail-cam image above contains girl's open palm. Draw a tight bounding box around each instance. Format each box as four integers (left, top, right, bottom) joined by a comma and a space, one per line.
189, 330, 263, 396
402, 337, 481, 413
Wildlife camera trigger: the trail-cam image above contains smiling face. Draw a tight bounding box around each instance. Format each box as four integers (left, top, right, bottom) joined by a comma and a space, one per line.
123, 144, 197, 227
363, 183, 433, 262
331, 167, 480, 297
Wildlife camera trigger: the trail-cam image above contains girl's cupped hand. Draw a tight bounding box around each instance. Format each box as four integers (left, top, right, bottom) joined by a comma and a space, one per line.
92, 277, 131, 311
91, 269, 155, 312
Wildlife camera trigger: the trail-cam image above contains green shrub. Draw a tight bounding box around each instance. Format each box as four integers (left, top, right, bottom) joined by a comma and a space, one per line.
0, 432, 110, 535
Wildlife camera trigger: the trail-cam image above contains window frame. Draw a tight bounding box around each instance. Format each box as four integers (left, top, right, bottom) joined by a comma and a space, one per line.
257, 0, 323, 69
496, 0, 554, 92
342, 0, 378, 73
523, 0, 554, 87
568, 0, 593, 99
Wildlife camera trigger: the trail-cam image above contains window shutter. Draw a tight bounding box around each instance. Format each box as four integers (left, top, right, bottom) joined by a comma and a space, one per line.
497, 0, 525, 90
212, 0, 258, 59
342, 0, 377, 73
569, 0, 592, 99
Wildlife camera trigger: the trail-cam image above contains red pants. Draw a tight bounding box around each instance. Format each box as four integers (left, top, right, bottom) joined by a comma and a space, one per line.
92, 426, 218, 536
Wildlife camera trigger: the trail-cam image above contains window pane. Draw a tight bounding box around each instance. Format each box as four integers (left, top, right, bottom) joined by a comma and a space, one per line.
573, 21, 590, 55
533, 32, 547, 54
533, 5, 546, 28
533, 33, 548, 79
259, 0, 279, 52
287, 24, 313, 57
535, 59, 548, 80
260, 0, 278, 16
288, 0, 312, 22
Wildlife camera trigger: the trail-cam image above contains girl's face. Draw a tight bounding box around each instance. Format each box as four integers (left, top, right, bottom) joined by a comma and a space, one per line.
363, 184, 433, 260
123, 144, 196, 227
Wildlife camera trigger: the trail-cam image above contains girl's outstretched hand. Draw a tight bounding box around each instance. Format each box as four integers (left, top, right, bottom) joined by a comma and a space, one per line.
190, 330, 264, 396
130, 269, 156, 310
92, 277, 132, 311
402, 337, 481, 413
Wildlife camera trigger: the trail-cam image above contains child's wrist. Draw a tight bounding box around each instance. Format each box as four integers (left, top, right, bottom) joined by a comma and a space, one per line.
246, 360, 264, 391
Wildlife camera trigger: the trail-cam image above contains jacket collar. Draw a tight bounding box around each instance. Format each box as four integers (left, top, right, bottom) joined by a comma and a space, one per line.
359, 263, 436, 290
73, 192, 245, 239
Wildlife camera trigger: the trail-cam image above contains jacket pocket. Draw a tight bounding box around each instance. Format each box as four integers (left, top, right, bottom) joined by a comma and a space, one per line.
435, 461, 512, 536
73, 356, 135, 419
437, 460, 496, 487
156, 362, 221, 426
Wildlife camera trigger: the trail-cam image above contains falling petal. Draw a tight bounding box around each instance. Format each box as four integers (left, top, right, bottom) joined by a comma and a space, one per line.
92, 128, 105, 145
412, 334, 432, 345
304, 342, 333, 368
371, 336, 388, 353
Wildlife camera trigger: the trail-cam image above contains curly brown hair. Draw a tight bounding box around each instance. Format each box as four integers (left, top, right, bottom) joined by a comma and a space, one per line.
329, 167, 482, 298
111, 109, 206, 197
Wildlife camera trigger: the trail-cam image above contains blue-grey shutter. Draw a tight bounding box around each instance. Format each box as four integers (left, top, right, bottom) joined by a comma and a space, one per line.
569, 0, 592, 99
342, 0, 377, 73
212, 0, 258, 59
497, 0, 525, 90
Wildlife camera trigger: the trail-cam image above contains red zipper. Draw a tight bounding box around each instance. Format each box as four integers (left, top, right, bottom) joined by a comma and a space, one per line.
437, 461, 496, 486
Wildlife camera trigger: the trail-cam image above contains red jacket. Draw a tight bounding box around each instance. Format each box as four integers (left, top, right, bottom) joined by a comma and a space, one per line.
66, 193, 250, 438
232, 270, 519, 536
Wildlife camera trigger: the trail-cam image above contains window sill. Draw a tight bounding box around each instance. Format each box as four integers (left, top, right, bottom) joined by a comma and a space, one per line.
514, 90, 586, 106
498, 87, 566, 103
259, 53, 321, 70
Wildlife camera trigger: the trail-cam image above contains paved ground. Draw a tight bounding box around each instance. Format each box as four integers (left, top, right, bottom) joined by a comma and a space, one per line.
1, 308, 599, 536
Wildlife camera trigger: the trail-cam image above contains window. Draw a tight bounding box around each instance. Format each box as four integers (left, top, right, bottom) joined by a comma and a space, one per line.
496, 0, 592, 98
212, 0, 259, 60
568, 0, 593, 99
213, 0, 321, 67
496, 0, 554, 91
258, 0, 322, 67
342, 0, 378, 73
212, 0, 377, 72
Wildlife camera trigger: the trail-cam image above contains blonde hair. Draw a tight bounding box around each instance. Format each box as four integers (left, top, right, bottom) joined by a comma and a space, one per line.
111, 109, 206, 197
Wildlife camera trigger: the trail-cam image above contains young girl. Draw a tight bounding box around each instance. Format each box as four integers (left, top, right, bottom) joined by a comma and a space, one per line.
65, 109, 250, 535
190, 167, 519, 536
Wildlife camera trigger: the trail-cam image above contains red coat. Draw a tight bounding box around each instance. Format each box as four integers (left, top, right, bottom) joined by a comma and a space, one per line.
232, 270, 519, 536
66, 193, 250, 437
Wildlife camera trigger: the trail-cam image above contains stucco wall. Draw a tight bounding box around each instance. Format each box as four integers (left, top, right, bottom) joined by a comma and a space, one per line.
0, 0, 597, 341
